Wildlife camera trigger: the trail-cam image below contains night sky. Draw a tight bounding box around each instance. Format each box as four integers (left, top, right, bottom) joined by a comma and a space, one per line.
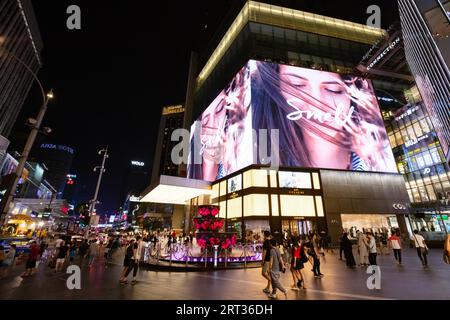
10, 0, 398, 216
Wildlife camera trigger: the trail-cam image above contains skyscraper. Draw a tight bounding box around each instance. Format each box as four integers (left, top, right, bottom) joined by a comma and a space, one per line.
151, 104, 185, 184
0, 0, 43, 162
398, 0, 450, 159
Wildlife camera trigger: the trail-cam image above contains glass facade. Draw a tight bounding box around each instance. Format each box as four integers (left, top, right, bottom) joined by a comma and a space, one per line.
386, 102, 450, 204
386, 100, 450, 239
0, 0, 42, 137
399, 0, 450, 158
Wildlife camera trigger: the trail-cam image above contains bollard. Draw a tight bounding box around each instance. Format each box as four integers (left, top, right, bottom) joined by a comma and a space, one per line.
169, 244, 173, 266
185, 244, 189, 266
213, 245, 219, 268
204, 249, 207, 269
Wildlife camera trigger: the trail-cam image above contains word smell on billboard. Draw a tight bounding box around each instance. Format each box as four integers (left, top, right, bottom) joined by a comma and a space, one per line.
286, 99, 355, 126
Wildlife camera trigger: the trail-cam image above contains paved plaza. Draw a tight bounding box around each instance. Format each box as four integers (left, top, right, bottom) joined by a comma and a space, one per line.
0, 247, 448, 300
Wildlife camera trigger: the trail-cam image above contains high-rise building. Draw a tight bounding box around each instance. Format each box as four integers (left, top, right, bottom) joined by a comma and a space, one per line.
142, 1, 412, 243
151, 104, 185, 184
0, 0, 43, 163
398, 0, 450, 160
31, 143, 75, 197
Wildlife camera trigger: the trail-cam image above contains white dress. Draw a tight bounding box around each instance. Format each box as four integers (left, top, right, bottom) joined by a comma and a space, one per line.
357, 233, 369, 265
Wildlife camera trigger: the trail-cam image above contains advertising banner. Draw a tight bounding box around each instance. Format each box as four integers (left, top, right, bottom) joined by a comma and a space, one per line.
188, 60, 397, 181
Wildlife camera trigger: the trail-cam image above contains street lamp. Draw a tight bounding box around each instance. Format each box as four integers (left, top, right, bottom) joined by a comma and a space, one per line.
0, 45, 53, 226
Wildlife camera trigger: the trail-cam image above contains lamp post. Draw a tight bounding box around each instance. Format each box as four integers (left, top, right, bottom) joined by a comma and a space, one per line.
84, 148, 108, 238
0, 46, 53, 226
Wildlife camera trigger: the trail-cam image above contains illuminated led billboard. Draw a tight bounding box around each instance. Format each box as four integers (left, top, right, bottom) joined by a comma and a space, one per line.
188, 60, 397, 181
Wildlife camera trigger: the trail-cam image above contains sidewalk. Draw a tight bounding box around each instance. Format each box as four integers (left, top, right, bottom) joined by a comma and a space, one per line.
0, 247, 448, 300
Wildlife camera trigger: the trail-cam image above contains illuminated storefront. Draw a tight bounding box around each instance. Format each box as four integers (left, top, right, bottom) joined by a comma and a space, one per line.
209, 166, 325, 241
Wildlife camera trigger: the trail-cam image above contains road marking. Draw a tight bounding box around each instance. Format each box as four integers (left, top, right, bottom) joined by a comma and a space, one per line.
194, 274, 393, 300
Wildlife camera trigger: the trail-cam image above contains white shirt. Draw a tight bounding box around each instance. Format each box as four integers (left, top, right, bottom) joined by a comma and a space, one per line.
136, 241, 147, 260
55, 239, 64, 248
411, 234, 426, 248
368, 237, 377, 253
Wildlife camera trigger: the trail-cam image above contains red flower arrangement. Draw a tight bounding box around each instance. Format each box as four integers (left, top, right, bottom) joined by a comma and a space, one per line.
194, 205, 236, 250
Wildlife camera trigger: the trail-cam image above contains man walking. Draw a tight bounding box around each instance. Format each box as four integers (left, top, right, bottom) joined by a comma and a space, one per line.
411, 230, 428, 266
367, 232, 377, 265
261, 231, 272, 294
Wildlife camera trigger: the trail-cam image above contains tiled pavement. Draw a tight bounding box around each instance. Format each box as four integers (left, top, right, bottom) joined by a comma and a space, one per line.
0, 247, 448, 300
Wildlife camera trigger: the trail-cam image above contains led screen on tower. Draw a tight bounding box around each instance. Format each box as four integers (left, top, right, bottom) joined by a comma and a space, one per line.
188, 60, 397, 182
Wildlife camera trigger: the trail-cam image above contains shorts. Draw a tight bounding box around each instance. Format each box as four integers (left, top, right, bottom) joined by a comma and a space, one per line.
26, 259, 36, 269
262, 261, 270, 274
56, 258, 66, 264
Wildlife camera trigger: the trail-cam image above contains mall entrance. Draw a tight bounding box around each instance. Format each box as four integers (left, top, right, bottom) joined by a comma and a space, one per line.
282, 218, 318, 239
340, 214, 400, 238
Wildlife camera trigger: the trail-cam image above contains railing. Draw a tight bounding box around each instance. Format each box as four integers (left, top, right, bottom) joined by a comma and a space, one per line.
141, 241, 263, 268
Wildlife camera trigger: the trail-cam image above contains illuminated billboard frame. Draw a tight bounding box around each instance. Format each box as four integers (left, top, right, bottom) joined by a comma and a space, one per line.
188, 60, 397, 182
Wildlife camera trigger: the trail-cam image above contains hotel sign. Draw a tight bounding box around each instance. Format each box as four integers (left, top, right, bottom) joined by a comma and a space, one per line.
367, 36, 401, 70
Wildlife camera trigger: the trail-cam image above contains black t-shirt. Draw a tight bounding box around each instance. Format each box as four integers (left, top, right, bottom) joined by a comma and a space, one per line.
58, 245, 69, 259
263, 239, 271, 262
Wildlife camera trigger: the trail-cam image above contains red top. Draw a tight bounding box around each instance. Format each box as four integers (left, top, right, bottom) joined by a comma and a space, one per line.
29, 244, 40, 260
293, 246, 301, 259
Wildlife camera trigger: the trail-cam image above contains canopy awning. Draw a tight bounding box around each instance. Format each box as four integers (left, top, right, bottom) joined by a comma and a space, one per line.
140, 175, 211, 205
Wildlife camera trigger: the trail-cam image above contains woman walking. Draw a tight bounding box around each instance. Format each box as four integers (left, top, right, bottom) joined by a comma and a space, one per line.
356, 230, 369, 266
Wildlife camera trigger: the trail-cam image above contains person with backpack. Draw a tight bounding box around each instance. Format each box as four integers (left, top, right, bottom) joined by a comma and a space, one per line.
119, 239, 136, 284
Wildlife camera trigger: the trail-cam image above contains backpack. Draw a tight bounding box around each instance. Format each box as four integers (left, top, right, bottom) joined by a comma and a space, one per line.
0, 250, 5, 261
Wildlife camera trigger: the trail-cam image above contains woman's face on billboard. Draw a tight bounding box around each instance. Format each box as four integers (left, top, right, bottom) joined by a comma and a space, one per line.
278, 65, 352, 134
278, 65, 353, 169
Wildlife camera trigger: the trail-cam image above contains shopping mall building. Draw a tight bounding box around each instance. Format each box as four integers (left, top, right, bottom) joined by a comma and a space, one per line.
142, 1, 448, 245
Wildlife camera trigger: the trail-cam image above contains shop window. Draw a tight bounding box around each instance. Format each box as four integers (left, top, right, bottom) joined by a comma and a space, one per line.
269, 170, 278, 188
315, 196, 324, 217
419, 186, 429, 201
280, 195, 315, 217
228, 174, 242, 193
411, 188, 421, 202
219, 201, 226, 218
413, 122, 424, 136
389, 134, 396, 148
227, 197, 242, 219
407, 189, 414, 202
243, 194, 269, 216
212, 183, 219, 199
243, 169, 268, 188
426, 184, 437, 201
279, 171, 311, 188
423, 152, 433, 166
245, 220, 270, 243
219, 180, 227, 197
271, 195, 279, 216
312, 172, 321, 189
